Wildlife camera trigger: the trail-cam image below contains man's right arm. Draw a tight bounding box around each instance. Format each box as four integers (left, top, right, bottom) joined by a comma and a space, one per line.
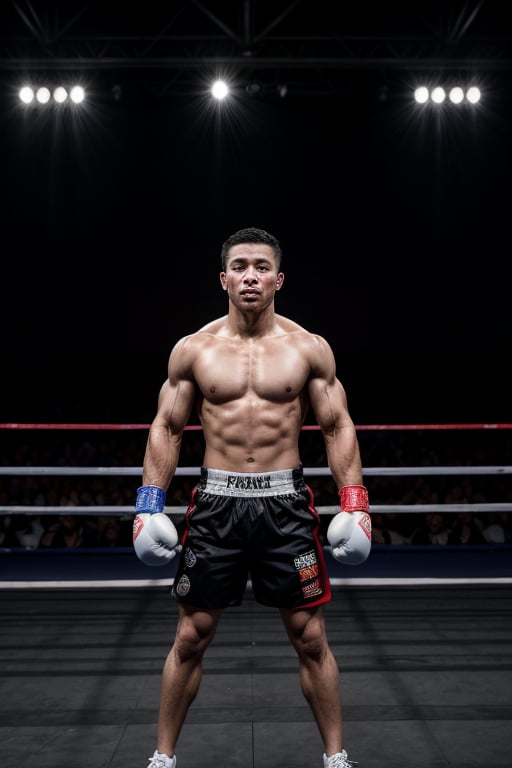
133, 339, 197, 566
142, 377, 196, 490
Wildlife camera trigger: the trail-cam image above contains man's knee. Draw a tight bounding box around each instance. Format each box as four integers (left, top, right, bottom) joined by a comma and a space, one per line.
173, 609, 219, 662
283, 608, 329, 659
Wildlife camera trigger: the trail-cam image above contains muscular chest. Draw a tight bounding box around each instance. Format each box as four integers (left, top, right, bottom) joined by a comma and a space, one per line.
194, 341, 309, 403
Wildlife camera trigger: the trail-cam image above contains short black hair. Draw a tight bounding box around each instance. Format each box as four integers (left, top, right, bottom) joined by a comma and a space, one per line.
220, 227, 282, 271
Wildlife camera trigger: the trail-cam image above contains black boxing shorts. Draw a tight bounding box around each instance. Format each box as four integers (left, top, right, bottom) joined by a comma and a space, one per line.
171, 467, 331, 609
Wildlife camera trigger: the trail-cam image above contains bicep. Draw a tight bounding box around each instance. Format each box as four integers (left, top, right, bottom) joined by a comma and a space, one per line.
308, 375, 351, 434
306, 336, 361, 485
152, 339, 197, 433
306, 335, 352, 432
153, 376, 196, 434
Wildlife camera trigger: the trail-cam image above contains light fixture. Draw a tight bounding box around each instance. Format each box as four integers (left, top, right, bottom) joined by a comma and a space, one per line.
70, 85, 85, 103
18, 83, 86, 106
36, 87, 51, 104
414, 86, 429, 104
211, 80, 229, 100
19, 86, 34, 104
466, 86, 481, 104
448, 87, 464, 104
431, 86, 446, 104
414, 83, 482, 107
53, 86, 68, 103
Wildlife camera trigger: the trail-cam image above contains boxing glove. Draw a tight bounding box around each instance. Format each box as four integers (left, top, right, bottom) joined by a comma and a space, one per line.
133, 485, 179, 566
327, 485, 372, 565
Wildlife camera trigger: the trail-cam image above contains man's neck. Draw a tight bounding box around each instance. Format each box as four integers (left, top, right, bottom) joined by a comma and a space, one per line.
227, 304, 277, 338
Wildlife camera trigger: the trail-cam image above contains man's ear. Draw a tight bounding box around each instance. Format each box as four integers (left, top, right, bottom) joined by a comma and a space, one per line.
220, 272, 227, 290
275, 272, 284, 290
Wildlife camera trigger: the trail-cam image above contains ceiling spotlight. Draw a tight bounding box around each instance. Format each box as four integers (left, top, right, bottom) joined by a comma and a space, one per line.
36, 87, 51, 104
449, 87, 464, 104
211, 80, 229, 100
431, 86, 446, 104
466, 86, 481, 104
70, 85, 85, 103
414, 86, 429, 104
53, 86, 68, 103
19, 86, 34, 104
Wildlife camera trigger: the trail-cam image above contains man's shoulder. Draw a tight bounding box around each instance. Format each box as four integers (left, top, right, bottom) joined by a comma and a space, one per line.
177, 316, 228, 347
275, 313, 309, 334
195, 315, 229, 335
275, 315, 328, 345
169, 318, 227, 362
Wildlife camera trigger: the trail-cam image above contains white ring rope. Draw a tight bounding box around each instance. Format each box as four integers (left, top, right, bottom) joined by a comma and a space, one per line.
2, 425, 510, 593
1, 465, 511, 515
0, 465, 510, 476
1, 503, 511, 517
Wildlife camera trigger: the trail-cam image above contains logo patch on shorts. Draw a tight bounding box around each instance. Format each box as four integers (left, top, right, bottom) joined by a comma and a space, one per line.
175, 575, 191, 597
298, 563, 319, 582
227, 474, 271, 490
302, 579, 322, 599
184, 547, 197, 568
294, 550, 317, 569
294, 550, 322, 599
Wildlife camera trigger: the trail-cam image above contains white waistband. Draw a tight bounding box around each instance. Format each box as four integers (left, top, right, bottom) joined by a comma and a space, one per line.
200, 467, 301, 497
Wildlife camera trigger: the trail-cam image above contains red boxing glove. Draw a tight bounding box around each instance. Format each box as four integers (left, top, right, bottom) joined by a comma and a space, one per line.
327, 485, 371, 565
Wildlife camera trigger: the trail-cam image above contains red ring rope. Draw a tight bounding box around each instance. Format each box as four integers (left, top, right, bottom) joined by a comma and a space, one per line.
0, 423, 511, 431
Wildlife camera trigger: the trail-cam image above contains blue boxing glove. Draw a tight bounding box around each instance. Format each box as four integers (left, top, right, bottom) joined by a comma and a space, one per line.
133, 485, 179, 566
327, 485, 372, 565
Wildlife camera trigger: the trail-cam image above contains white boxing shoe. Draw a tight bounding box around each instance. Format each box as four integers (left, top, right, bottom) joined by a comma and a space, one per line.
323, 749, 357, 767
146, 750, 176, 768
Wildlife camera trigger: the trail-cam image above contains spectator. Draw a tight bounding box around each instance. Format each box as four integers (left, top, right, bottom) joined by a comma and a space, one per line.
14, 516, 45, 549
39, 514, 98, 548
97, 516, 132, 547
482, 511, 511, 543
448, 511, 486, 545
410, 512, 450, 545
371, 513, 408, 544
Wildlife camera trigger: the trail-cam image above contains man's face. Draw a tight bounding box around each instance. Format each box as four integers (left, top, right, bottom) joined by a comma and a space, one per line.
220, 243, 284, 309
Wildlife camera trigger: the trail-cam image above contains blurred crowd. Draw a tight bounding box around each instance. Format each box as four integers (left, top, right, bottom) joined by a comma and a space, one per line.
1, 427, 511, 549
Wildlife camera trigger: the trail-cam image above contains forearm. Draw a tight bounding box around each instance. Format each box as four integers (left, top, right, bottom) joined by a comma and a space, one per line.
142, 422, 183, 490
324, 424, 363, 490
325, 425, 371, 566
134, 422, 181, 566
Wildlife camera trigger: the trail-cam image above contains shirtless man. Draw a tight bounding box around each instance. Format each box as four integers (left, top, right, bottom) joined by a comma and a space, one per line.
133, 227, 372, 768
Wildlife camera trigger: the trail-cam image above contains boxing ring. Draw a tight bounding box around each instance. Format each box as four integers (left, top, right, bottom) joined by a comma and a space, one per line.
1, 423, 512, 768
1, 421, 511, 587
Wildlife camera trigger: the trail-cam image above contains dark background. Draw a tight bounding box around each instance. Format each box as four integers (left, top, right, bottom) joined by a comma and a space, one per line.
0, 1, 510, 426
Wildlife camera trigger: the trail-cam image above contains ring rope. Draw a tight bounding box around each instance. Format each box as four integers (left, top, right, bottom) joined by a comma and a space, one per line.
2, 503, 512, 516
1, 423, 512, 430
0, 465, 510, 477
2, 424, 509, 518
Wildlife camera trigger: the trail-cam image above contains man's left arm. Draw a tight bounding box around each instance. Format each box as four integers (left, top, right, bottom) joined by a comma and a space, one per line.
307, 336, 372, 564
